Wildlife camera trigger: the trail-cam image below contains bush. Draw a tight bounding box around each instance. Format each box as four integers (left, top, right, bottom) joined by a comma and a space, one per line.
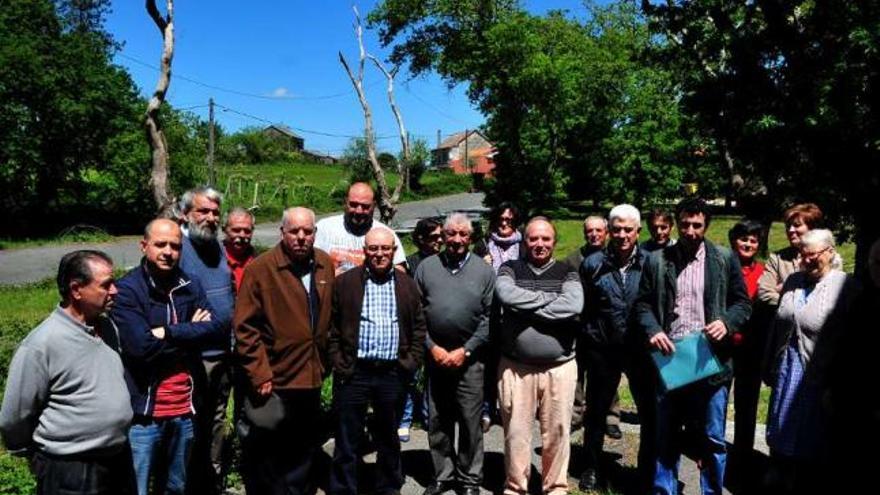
0, 452, 34, 495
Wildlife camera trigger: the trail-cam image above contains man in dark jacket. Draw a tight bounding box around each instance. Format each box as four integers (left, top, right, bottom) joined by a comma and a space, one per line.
233, 207, 334, 495
112, 219, 226, 495
578, 205, 654, 492
633, 198, 751, 495
328, 226, 427, 495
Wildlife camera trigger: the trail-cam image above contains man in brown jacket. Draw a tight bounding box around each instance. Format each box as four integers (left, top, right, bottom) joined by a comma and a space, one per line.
328, 226, 427, 495
233, 206, 333, 495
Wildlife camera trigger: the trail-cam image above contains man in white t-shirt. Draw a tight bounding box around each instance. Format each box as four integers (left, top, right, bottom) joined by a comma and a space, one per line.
315, 182, 406, 275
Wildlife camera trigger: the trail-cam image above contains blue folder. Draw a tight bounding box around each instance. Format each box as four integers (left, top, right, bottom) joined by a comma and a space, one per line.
650, 331, 730, 391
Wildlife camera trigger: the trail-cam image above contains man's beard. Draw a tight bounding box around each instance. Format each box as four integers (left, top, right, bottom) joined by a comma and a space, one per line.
189, 221, 218, 245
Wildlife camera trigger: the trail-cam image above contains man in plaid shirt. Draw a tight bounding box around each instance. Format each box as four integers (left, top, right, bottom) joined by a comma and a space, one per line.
328, 227, 427, 495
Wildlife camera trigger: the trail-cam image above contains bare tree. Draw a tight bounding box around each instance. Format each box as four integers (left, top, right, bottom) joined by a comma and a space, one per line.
145, 0, 174, 211
339, 6, 397, 222
368, 55, 411, 194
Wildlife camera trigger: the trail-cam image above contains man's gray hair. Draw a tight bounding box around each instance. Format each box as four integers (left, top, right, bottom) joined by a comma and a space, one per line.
180, 186, 223, 214
608, 204, 641, 227
443, 212, 473, 233
225, 207, 255, 227
801, 228, 835, 250
584, 215, 608, 228
281, 207, 316, 228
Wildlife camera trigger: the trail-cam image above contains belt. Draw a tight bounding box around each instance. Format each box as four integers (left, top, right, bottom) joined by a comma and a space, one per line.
356, 359, 398, 371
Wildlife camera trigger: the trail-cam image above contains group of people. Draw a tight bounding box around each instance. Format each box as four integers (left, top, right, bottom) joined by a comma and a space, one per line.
0, 182, 875, 495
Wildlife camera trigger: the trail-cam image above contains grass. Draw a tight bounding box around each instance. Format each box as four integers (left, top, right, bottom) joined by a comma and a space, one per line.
0, 228, 117, 251
217, 161, 472, 224
0, 279, 57, 494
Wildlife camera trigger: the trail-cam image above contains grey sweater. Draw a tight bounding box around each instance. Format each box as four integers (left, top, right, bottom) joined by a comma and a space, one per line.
415, 253, 494, 353
0, 307, 132, 456
495, 259, 584, 364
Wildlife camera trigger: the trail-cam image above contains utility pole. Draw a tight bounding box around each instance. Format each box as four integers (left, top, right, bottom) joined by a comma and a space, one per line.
464, 129, 469, 174
208, 97, 216, 186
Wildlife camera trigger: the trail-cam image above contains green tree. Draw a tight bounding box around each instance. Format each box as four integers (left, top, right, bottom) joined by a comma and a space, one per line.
644, 0, 880, 274
341, 137, 374, 183
371, 1, 705, 213
403, 138, 431, 190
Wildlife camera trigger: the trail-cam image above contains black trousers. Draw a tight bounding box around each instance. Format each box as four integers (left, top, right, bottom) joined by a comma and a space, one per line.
239, 388, 322, 495
582, 346, 656, 486
732, 334, 766, 462
427, 360, 484, 487
188, 355, 232, 495
330, 362, 405, 495
31, 447, 136, 495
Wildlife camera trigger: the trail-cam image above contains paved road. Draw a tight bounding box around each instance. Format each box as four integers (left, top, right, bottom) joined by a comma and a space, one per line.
0, 193, 486, 286
227, 412, 767, 495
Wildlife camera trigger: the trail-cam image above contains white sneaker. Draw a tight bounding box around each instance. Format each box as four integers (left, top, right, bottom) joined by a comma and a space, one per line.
397, 427, 410, 442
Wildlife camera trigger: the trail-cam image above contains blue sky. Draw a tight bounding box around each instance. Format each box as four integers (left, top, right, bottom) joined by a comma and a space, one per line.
106, 1, 590, 157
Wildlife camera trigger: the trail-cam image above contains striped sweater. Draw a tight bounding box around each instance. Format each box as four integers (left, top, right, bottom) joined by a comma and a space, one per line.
495, 259, 584, 364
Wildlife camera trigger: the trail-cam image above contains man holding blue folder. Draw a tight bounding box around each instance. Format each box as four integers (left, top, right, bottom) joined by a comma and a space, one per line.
633, 198, 751, 495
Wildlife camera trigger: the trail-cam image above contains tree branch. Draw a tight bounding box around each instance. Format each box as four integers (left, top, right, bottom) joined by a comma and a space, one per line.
144, 0, 174, 210
339, 5, 396, 222
369, 54, 409, 198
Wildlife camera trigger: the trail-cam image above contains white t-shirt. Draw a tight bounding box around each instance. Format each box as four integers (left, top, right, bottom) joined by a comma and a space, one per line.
314, 214, 406, 272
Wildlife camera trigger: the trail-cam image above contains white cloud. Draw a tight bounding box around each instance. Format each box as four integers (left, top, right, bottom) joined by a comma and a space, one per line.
270, 87, 290, 98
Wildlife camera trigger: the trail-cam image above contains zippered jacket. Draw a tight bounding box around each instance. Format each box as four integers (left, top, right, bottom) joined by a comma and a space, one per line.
110, 260, 226, 416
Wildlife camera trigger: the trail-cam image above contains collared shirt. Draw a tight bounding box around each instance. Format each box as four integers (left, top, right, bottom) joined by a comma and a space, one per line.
445, 252, 470, 275
357, 270, 400, 361
224, 245, 255, 292
669, 242, 707, 339
616, 248, 639, 285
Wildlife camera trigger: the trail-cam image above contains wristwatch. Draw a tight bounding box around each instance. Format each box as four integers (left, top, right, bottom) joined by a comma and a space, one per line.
465, 350, 472, 359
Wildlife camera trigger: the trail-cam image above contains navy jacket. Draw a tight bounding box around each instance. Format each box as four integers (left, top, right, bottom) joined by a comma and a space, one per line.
111, 261, 226, 417
580, 246, 648, 347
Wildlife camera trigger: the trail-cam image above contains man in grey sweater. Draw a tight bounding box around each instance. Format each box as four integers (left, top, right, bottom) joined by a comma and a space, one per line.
0, 250, 135, 494
415, 213, 494, 495
495, 217, 584, 495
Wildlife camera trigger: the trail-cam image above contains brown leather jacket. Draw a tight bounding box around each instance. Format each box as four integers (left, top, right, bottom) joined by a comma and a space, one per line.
233, 244, 334, 391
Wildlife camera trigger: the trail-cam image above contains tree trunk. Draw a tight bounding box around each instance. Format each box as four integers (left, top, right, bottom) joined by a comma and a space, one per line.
145, 0, 174, 211
369, 55, 410, 199
339, 6, 396, 223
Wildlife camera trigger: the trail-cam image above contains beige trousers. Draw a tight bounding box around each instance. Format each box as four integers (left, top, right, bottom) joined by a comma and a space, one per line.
498, 357, 578, 495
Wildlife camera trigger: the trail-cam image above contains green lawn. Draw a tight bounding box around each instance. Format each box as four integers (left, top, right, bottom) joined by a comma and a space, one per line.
217, 161, 471, 224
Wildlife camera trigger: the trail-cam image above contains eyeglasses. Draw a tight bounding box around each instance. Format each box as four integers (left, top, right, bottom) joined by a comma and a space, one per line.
801, 247, 831, 261
610, 226, 637, 234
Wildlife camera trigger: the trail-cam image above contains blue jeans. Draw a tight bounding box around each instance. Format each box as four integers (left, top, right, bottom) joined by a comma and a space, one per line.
129, 416, 195, 495
653, 381, 729, 495
399, 367, 428, 429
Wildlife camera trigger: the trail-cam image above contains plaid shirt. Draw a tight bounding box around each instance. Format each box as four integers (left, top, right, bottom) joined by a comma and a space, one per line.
669, 242, 707, 339
357, 271, 400, 361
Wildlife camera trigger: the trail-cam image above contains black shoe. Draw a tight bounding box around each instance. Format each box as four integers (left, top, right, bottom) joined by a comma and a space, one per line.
579, 468, 599, 491
423, 482, 452, 495
456, 486, 480, 495
606, 423, 623, 439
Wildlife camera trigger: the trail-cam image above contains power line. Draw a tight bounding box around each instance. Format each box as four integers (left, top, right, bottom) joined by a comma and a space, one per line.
402, 84, 473, 125
117, 52, 381, 101
213, 102, 397, 140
